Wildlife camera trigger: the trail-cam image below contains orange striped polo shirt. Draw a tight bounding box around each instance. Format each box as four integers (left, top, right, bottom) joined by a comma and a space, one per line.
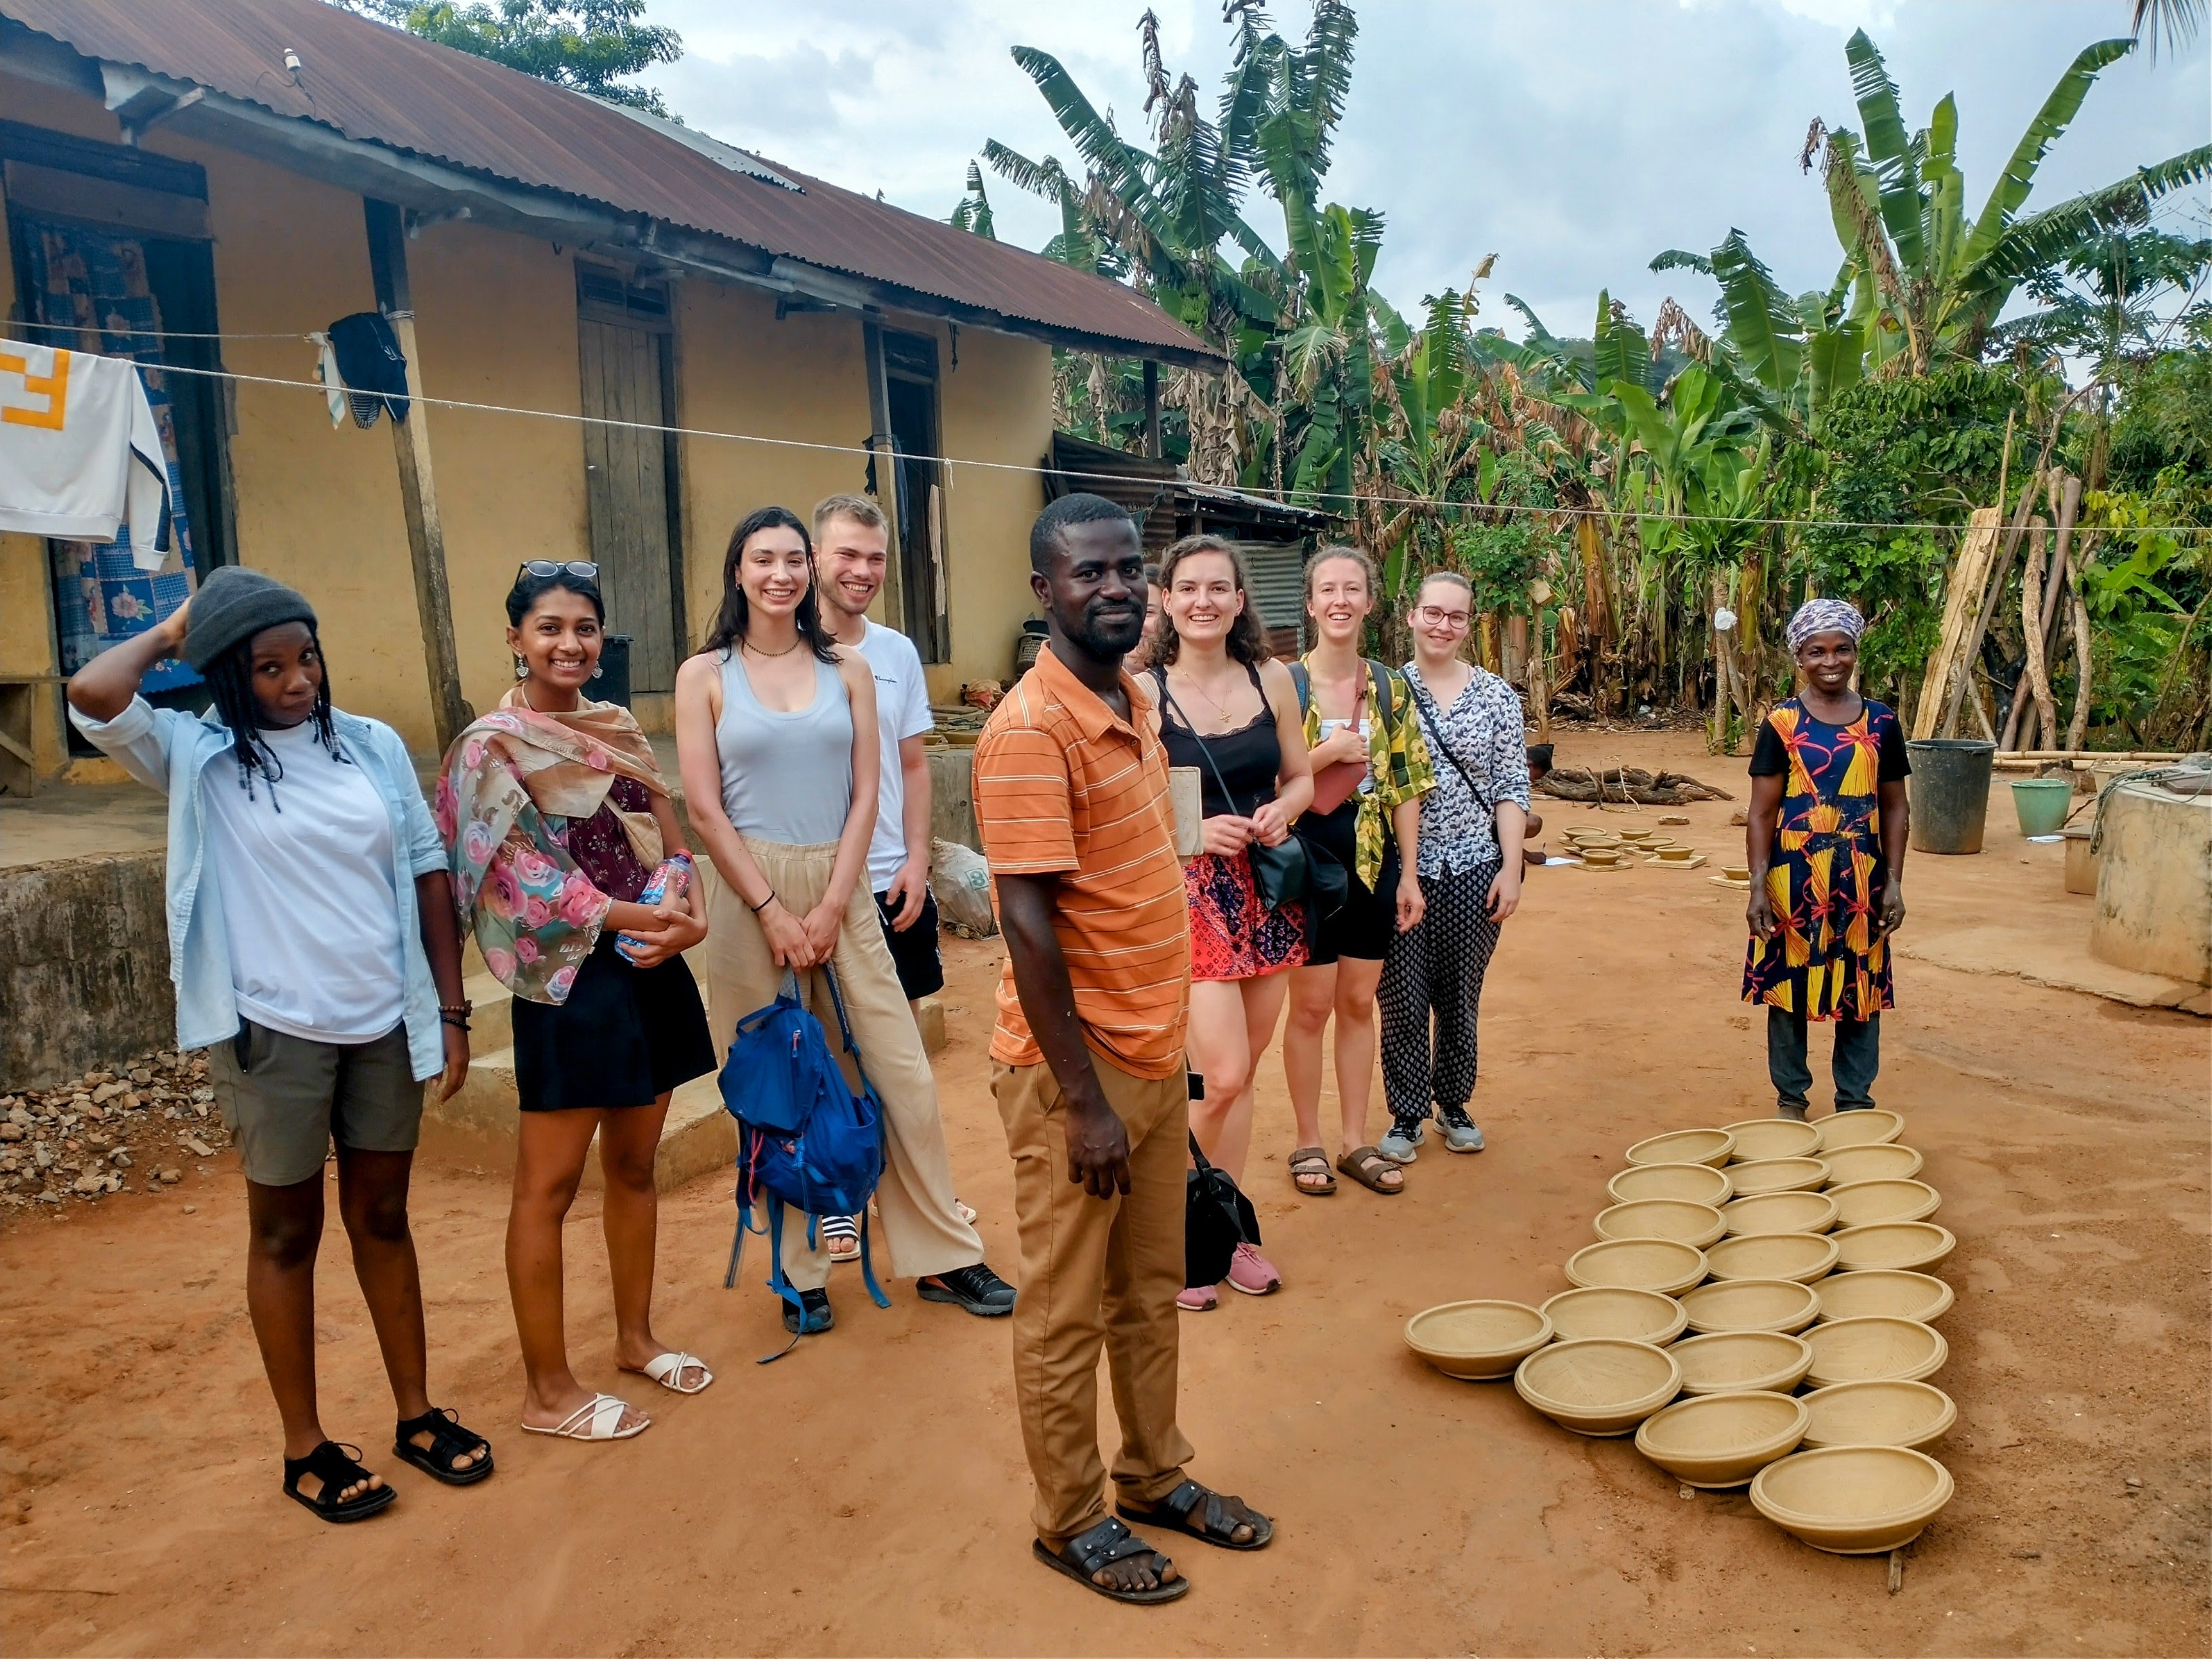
970, 641, 1191, 1079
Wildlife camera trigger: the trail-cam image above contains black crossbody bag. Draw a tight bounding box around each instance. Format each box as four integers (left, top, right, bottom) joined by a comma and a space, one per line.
1154, 673, 1312, 912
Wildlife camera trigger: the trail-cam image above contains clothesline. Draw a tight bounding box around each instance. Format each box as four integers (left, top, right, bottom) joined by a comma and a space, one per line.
8, 336, 2209, 538
1, 318, 317, 342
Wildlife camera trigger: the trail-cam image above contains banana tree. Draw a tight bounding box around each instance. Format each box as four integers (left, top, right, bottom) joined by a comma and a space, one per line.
1810, 29, 2212, 371
1648, 229, 1865, 435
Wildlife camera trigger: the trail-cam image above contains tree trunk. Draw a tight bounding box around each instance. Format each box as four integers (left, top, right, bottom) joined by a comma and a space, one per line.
2007, 517, 2060, 750
1529, 610, 1553, 742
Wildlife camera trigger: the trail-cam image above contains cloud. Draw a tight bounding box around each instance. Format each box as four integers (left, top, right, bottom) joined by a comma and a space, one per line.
644, 0, 2210, 340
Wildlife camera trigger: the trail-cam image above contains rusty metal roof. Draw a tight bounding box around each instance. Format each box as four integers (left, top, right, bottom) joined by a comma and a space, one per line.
0, 0, 1219, 363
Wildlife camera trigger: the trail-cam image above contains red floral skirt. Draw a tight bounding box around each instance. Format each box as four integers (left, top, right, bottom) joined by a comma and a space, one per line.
1186, 850, 1308, 981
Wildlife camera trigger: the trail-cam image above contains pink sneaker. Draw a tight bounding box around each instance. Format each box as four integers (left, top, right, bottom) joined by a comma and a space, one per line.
1176, 1284, 1218, 1312
1225, 1242, 1282, 1296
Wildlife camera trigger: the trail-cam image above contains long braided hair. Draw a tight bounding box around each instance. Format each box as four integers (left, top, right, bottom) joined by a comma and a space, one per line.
201, 623, 346, 807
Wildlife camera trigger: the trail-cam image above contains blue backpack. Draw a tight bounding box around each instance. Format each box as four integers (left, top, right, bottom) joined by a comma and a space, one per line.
718, 964, 890, 1355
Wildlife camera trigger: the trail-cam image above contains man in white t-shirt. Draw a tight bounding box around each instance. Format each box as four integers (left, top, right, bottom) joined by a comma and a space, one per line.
812, 493, 978, 1259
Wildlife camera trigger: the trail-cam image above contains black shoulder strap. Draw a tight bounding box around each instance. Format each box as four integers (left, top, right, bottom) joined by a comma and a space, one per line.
1408, 673, 1492, 813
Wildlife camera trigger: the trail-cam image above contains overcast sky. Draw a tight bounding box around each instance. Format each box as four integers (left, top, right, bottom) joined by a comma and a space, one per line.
648, 0, 2209, 337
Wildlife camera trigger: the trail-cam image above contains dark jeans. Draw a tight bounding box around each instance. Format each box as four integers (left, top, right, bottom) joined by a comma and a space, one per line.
1767, 1006, 1880, 1114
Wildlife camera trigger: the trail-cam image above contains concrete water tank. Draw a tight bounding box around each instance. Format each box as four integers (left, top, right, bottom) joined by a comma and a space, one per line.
2090, 777, 2212, 985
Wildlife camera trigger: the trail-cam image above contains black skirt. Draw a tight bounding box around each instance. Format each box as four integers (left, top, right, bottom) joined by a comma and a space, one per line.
510, 935, 716, 1112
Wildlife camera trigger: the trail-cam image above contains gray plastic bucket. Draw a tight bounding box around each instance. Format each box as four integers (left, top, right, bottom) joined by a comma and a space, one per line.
1906, 739, 1996, 855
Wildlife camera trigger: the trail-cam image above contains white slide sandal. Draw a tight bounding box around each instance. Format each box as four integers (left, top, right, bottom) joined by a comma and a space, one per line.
640, 1351, 714, 1395
522, 1393, 648, 1441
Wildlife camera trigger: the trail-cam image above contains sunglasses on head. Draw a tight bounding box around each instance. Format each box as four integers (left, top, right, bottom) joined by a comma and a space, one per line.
517, 560, 598, 580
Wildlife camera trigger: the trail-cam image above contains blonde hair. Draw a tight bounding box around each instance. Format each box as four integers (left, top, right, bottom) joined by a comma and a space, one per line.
813, 493, 888, 537
1411, 570, 1472, 608
1306, 544, 1378, 602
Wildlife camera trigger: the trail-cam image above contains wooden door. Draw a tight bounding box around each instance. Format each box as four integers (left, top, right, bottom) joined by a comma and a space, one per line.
577, 306, 679, 691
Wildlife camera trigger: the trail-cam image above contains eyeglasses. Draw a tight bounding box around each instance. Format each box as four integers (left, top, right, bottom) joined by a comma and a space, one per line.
1413, 604, 1471, 630
517, 560, 598, 580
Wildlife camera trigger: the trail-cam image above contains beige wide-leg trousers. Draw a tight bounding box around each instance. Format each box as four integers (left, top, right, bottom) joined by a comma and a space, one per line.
702, 838, 985, 1294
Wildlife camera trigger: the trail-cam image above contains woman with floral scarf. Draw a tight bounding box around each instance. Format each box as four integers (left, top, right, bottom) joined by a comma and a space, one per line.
438, 563, 716, 1443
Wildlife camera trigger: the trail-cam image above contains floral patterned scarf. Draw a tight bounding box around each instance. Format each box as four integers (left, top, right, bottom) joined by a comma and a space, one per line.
435, 689, 670, 1004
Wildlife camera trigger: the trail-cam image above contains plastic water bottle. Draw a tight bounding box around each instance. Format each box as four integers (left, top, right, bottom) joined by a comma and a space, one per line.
617, 851, 693, 963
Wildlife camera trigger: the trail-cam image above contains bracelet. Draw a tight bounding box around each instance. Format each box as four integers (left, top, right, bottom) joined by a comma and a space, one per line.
748, 888, 777, 914
440, 1011, 470, 1031
439, 998, 472, 1032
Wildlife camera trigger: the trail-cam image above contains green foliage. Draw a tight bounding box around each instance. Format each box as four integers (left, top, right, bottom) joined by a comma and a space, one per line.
949, 161, 997, 240
374, 0, 682, 116
1444, 451, 1558, 615
2074, 491, 2208, 744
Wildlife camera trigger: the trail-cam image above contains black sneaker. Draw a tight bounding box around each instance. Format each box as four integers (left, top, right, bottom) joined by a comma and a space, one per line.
918, 1262, 1017, 1317
781, 1287, 834, 1334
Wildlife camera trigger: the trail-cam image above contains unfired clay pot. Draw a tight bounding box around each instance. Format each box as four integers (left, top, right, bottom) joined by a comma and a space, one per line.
1801, 1315, 1948, 1387
1820, 1143, 1925, 1187
1830, 1221, 1957, 1273
1826, 1178, 1942, 1227
1607, 1162, 1734, 1207
1725, 1157, 1832, 1197
1721, 1118, 1823, 1162
1636, 1391, 1810, 1488
1703, 1231, 1841, 1284
1814, 1109, 1905, 1150
1540, 1287, 1690, 1346
1513, 1338, 1681, 1436
1625, 1128, 1735, 1168
1813, 1269, 1956, 1326
1720, 1189, 1841, 1236
1750, 1444, 1954, 1553
1404, 1300, 1553, 1380
1679, 1276, 1821, 1336
1564, 1238, 1708, 1296
1798, 1379, 1958, 1451
1670, 1330, 1815, 1395
1593, 1200, 1728, 1250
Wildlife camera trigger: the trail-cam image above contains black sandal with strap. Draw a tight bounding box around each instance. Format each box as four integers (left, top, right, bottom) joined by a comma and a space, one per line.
283, 1441, 396, 1524
393, 1407, 495, 1486
1032, 1515, 1189, 1604
1119, 1478, 1274, 1551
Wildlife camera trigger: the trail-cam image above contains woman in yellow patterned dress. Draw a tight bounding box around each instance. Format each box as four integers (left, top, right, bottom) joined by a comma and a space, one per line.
1744, 599, 1912, 1122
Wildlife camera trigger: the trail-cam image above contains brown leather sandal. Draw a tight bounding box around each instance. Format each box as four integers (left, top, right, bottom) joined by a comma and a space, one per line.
1336, 1145, 1405, 1195
1288, 1146, 1336, 1195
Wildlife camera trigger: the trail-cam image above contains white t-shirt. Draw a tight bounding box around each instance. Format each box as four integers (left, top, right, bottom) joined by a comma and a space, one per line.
854, 620, 935, 893
199, 720, 408, 1042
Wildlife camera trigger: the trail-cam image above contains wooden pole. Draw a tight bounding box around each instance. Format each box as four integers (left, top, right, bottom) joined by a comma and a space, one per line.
860, 317, 905, 634
1143, 359, 1162, 460
1938, 472, 2043, 737
363, 199, 470, 754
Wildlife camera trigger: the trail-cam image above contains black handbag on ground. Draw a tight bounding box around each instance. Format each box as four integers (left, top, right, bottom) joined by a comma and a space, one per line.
1154, 675, 1313, 911
1185, 1131, 1261, 1288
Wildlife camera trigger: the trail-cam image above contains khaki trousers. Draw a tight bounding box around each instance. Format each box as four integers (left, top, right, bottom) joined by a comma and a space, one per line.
702, 838, 984, 1294
994, 1052, 1194, 1545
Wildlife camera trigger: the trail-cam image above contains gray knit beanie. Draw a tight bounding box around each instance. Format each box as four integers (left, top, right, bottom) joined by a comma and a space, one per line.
181, 566, 318, 671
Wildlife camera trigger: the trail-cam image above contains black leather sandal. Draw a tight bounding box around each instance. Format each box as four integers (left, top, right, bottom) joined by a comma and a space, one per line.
393, 1406, 494, 1486
1119, 1478, 1273, 1550
283, 1441, 396, 1523
1032, 1516, 1188, 1604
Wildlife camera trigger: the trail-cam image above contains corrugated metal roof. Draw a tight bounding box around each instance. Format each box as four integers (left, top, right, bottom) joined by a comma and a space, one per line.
0, 0, 1218, 362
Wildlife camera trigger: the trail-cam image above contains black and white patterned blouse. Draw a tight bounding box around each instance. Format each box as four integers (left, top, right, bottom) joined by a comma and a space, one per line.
1401, 663, 1532, 876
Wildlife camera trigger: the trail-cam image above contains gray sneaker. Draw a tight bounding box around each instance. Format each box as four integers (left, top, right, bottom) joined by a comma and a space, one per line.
1438, 1118, 1486, 1153
1377, 1130, 1421, 1164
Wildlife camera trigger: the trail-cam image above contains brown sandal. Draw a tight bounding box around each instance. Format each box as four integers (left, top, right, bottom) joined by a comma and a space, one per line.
1336, 1146, 1404, 1195
1288, 1147, 1336, 1196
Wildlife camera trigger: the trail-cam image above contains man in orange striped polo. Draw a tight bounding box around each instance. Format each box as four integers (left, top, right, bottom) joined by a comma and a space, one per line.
973, 493, 1274, 1605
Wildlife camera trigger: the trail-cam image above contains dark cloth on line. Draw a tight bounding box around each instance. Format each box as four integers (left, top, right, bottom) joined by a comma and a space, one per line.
327, 311, 411, 427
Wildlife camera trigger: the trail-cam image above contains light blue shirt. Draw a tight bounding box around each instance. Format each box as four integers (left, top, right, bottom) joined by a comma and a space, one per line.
68, 695, 450, 1082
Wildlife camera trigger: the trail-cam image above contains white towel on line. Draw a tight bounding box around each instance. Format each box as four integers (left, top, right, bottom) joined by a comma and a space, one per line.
0, 342, 173, 569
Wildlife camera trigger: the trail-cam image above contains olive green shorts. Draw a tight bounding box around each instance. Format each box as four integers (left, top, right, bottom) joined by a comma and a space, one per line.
207, 1021, 423, 1187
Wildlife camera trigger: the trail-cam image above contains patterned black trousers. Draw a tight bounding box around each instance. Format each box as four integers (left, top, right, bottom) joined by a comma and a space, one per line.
1378, 859, 1504, 1134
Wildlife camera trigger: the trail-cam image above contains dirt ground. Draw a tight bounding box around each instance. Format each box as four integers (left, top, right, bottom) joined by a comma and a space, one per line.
2, 730, 2205, 1657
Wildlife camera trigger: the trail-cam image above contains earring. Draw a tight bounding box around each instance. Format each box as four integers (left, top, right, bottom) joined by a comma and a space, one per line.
514, 657, 529, 680
591, 664, 603, 680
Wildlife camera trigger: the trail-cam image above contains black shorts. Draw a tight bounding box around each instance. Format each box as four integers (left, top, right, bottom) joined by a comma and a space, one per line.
875, 887, 945, 1001
510, 935, 716, 1111
1303, 798, 1400, 966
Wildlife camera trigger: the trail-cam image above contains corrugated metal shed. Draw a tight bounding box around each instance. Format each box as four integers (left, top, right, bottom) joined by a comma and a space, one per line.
0, 0, 1219, 364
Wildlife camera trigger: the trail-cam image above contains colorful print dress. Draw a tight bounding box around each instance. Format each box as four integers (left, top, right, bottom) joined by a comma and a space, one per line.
1741, 697, 1909, 1021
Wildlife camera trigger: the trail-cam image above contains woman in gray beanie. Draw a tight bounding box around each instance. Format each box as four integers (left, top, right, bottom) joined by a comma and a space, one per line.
68, 565, 492, 1522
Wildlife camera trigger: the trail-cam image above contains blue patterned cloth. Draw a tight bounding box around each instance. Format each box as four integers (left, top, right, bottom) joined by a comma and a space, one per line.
20, 219, 199, 689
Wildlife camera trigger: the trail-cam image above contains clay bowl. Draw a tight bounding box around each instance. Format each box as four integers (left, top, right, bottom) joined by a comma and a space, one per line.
1580, 849, 1624, 867
1625, 1128, 1736, 1169
1799, 1380, 1959, 1451
1721, 1190, 1841, 1236
1637, 1391, 1811, 1489
1830, 1221, 1957, 1273
1801, 1316, 1948, 1387
1540, 1287, 1689, 1347
1593, 1200, 1727, 1250
1656, 846, 1697, 864
1671, 1330, 1815, 1395
1814, 1269, 1956, 1326
1607, 1162, 1734, 1207
1750, 1444, 1954, 1554
1513, 1338, 1681, 1437
1814, 1109, 1905, 1151
1404, 1299, 1554, 1380
1828, 1179, 1942, 1228
1820, 1142, 1925, 1186
1723, 863, 1753, 882
1703, 1231, 1842, 1284
1722, 1118, 1823, 1163
1564, 1238, 1708, 1296
1726, 1157, 1831, 1197
1616, 828, 1658, 843
1679, 1277, 1821, 1336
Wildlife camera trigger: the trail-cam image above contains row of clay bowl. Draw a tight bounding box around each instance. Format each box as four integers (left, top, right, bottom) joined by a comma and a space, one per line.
1405, 1109, 1959, 1555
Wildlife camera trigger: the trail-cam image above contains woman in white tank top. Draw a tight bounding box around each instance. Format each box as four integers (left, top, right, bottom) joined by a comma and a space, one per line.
674, 506, 1012, 1339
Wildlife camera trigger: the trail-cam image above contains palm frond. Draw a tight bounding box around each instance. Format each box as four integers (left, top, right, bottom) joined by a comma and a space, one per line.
1650, 249, 1715, 276
1843, 28, 1927, 274
1964, 37, 2135, 264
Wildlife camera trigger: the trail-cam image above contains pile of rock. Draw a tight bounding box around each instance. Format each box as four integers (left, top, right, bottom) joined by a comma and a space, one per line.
0, 1050, 225, 1210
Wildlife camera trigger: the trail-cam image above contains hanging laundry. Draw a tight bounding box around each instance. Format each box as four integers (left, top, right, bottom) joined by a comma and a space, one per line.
325, 311, 411, 427
310, 331, 346, 428
0, 342, 173, 569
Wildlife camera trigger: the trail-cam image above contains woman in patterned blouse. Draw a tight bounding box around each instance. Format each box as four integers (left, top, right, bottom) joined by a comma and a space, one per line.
1376, 572, 1530, 1164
